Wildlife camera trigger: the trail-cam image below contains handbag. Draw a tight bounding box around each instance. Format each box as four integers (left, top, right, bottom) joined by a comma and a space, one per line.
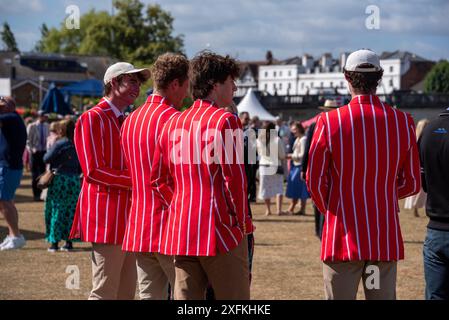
36, 170, 55, 190
276, 165, 284, 175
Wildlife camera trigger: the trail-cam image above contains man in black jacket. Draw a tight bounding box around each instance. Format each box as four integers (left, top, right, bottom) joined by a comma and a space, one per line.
419, 107, 449, 300
0, 96, 27, 251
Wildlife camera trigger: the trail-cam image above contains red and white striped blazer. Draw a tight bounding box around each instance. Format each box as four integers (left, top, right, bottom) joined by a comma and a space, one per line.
120, 94, 180, 252
70, 99, 132, 244
151, 99, 254, 256
306, 95, 421, 262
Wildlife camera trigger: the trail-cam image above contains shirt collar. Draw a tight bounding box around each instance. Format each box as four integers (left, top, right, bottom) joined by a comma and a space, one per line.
104, 98, 123, 118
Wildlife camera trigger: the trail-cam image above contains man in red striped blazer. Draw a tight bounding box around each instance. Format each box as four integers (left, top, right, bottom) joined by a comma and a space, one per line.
306, 49, 421, 300
70, 62, 150, 300
120, 53, 190, 299
151, 51, 255, 300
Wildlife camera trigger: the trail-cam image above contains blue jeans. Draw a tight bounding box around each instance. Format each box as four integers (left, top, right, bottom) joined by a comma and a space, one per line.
423, 227, 449, 300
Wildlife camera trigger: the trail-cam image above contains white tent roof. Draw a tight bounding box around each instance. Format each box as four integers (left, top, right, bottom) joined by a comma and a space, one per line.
236, 88, 277, 121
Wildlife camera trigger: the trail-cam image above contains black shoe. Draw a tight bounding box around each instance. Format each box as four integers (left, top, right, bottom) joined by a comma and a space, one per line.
60, 242, 73, 252
47, 242, 59, 252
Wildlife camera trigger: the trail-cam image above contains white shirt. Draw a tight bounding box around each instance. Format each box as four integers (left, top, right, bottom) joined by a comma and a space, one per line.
104, 98, 124, 118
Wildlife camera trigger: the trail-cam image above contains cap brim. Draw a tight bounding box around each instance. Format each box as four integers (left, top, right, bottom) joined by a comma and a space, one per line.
124, 68, 151, 81
344, 66, 383, 73
318, 106, 339, 110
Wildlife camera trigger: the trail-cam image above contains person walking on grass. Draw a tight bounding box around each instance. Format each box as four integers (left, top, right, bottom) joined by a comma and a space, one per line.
0, 96, 27, 251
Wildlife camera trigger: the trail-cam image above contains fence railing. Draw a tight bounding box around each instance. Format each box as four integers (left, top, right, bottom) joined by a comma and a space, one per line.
235, 92, 449, 110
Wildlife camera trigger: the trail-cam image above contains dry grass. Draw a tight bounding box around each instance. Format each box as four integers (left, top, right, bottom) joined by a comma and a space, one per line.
0, 173, 427, 300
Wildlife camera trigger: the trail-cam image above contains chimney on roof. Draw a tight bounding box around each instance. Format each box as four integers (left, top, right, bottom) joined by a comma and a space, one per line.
320, 53, 332, 72
340, 52, 350, 71
302, 54, 313, 70
266, 50, 273, 65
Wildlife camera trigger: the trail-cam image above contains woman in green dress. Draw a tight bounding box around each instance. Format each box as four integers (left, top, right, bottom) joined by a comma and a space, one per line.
43, 119, 81, 252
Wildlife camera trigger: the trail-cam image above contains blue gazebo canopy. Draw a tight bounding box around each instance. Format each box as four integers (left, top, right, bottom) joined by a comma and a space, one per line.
60, 79, 103, 97
40, 83, 73, 115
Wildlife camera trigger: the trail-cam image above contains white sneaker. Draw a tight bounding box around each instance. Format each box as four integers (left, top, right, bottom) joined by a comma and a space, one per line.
0, 234, 26, 251
0, 235, 12, 249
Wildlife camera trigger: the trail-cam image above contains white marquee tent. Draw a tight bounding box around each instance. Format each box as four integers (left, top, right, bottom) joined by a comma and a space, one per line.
236, 88, 277, 121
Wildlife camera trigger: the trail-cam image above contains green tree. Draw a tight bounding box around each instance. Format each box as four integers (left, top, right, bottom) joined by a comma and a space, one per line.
1, 22, 19, 52
36, 0, 184, 65
34, 24, 49, 52
424, 60, 449, 94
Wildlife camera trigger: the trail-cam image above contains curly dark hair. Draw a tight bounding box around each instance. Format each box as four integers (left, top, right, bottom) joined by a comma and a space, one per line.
344, 65, 384, 94
151, 53, 189, 90
190, 51, 240, 99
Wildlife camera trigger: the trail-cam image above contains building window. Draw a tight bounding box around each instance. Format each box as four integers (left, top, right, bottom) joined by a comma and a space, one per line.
288, 83, 291, 89
280, 71, 283, 77
273, 83, 277, 90
288, 71, 292, 76
279, 83, 283, 90
301, 82, 304, 89
264, 84, 268, 91
340, 81, 344, 87
273, 71, 277, 77
265, 71, 268, 77
311, 82, 314, 88
390, 66, 393, 73
330, 81, 333, 87
320, 82, 323, 88
389, 79, 393, 87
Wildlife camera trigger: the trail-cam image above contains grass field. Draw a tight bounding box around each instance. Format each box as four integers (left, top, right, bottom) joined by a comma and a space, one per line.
0, 173, 427, 300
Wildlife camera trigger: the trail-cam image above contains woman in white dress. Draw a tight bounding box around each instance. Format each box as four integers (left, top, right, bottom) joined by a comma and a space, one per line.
404, 118, 429, 217
257, 122, 286, 215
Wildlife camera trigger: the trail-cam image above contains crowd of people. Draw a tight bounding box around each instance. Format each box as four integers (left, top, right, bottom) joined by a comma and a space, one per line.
0, 48, 448, 300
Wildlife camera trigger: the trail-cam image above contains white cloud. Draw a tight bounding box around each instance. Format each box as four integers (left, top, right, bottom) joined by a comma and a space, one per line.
0, 0, 43, 13
3, 0, 448, 60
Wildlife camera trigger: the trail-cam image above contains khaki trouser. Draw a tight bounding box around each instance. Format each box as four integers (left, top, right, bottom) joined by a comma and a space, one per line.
174, 237, 250, 300
89, 243, 137, 300
135, 252, 175, 300
323, 260, 397, 300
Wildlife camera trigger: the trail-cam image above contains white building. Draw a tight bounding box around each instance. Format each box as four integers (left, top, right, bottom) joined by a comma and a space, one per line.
256, 51, 433, 96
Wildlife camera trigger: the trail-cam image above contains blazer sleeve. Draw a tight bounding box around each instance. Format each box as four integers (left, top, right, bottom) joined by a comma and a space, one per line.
150, 132, 174, 208
306, 115, 331, 215
397, 115, 421, 198
218, 115, 254, 235
74, 111, 131, 189
301, 121, 316, 175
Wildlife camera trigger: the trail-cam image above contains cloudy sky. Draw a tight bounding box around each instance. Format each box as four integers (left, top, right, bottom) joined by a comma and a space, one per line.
2, 0, 449, 62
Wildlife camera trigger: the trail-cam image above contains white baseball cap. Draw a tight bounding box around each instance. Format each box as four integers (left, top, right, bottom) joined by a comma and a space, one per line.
103, 62, 151, 84
344, 49, 383, 72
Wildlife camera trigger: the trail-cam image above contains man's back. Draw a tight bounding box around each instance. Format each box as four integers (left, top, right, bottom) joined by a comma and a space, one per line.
120, 94, 179, 253
307, 95, 421, 261
0, 112, 27, 169
419, 110, 449, 226
153, 99, 249, 257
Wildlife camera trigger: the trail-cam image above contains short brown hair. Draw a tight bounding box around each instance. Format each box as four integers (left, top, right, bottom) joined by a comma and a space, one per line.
344, 66, 383, 94
151, 53, 189, 90
190, 51, 240, 99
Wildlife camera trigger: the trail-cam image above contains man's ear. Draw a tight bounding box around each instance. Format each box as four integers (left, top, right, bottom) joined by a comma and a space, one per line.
171, 79, 180, 90
110, 78, 119, 90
